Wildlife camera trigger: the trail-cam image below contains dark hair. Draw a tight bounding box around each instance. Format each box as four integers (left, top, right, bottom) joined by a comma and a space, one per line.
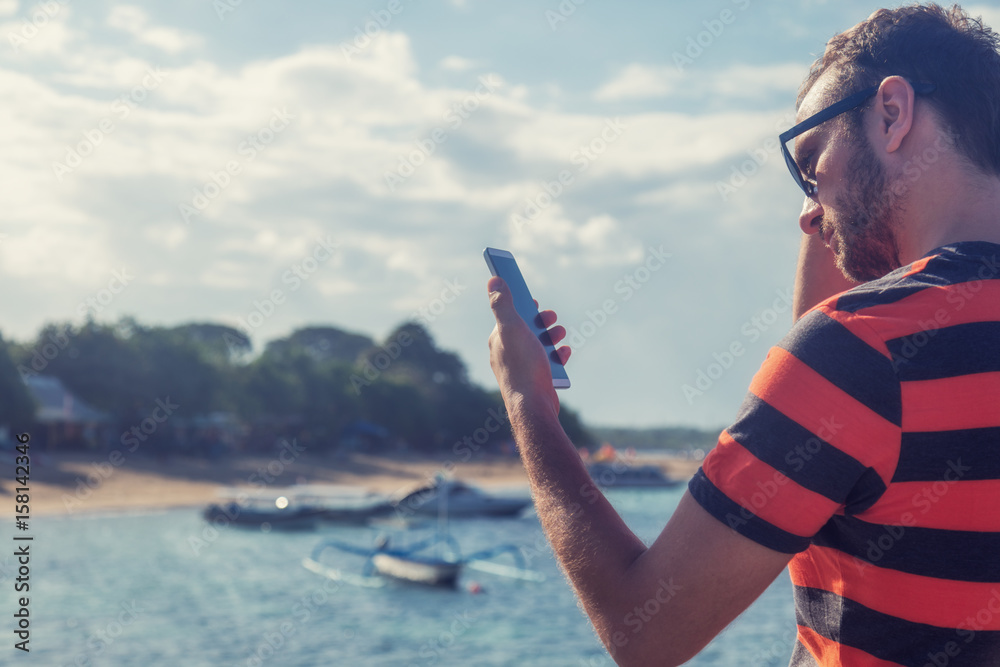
799, 3, 1000, 176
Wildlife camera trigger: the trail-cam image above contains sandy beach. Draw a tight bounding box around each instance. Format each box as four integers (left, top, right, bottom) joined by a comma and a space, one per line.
1, 449, 702, 518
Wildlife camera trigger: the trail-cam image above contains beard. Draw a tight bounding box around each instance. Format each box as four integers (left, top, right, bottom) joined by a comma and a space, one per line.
825, 134, 903, 282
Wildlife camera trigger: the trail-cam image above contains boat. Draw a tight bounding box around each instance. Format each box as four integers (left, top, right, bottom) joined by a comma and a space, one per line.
302, 532, 542, 589
304, 476, 543, 589
586, 462, 683, 488
289, 484, 394, 524
393, 477, 532, 518
202, 499, 324, 531
203, 485, 394, 530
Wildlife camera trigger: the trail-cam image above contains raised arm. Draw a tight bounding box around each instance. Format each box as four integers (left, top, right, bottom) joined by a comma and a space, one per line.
487, 277, 792, 666
792, 232, 859, 320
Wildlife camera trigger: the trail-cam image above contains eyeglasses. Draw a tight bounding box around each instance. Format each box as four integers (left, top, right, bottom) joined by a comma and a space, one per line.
779, 80, 936, 197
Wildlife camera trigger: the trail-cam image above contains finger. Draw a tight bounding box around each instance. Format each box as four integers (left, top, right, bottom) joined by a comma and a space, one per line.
533, 299, 538, 309
538, 309, 558, 328
547, 325, 566, 345
488, 277, 517, 327
556, 345, 572, 365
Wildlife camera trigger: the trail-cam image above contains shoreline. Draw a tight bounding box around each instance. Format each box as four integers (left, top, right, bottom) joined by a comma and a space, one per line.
0, 450, 702, 518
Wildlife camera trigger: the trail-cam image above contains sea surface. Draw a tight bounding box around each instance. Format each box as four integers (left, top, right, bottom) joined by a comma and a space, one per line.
1, 488, 796, 666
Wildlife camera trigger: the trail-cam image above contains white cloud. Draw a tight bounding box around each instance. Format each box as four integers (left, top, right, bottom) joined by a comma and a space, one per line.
107, 5, 202, 54
593, 63, 685, 101
0, 0, 17, 18
0, 8, 816, 429
593, 62, 803, 102
439, 55, 478, 71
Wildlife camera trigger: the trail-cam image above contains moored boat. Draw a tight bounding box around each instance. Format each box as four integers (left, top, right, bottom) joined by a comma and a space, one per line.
393, 477, 532, 518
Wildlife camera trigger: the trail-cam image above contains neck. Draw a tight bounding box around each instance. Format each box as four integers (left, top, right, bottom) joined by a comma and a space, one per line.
898, 169, 1000, 263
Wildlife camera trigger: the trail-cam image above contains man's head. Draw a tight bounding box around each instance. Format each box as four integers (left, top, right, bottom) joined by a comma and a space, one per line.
790, 4, 1000, 281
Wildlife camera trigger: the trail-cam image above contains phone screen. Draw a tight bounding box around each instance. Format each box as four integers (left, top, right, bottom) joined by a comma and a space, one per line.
484, 247, 571, 389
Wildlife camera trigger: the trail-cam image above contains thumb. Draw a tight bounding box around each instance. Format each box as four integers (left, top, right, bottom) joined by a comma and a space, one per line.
488, 276, 518, 326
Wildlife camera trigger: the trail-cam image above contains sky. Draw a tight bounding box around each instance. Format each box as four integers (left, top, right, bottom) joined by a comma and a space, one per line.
2, 0, 999, 430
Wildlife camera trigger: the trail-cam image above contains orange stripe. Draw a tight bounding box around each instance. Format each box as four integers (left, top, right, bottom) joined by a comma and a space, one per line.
796, 625, 905, 667
858, 479, 1000, 531
902, 254, 935, 278
852, 280, 1000, 340
748, 347, 900, 482
792, 546, 1000, 630
901, 373, 1000, 431
702, 432, 839, 538
818, 306, 891, 359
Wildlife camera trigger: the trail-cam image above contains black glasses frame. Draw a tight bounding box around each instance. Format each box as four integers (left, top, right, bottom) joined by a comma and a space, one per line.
779, 80, 937, 197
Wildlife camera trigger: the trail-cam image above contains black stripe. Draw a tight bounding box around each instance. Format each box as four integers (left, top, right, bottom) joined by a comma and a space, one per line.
728, 395, 886, 513
795, 585, 1000, 667
836, 244, 1000, 314
896, 428, 1000, 482
812, 515, 1000, 582
888, 322, 1000, 381
687, 470, 810, 554
779, 310, 901, 426
836, 273, 936, 312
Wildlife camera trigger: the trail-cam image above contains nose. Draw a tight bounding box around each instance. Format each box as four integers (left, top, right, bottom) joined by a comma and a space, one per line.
798, 195, 823, 234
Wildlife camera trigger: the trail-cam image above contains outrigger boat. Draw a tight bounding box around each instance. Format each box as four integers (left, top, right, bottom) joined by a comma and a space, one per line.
303, 475, 543, 589
302, 531, 543, 589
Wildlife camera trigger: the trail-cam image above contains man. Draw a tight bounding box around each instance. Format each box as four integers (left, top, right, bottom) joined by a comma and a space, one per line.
487, 4, 1000, 666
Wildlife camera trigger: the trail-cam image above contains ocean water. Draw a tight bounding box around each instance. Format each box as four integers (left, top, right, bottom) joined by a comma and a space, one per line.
1, 488, 796, 666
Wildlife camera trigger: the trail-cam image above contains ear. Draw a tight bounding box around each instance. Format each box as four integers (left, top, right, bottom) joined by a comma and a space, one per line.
873, 75, 915, 154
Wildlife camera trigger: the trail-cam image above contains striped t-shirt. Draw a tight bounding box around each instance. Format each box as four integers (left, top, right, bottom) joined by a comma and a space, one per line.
689, 241, 1000, 666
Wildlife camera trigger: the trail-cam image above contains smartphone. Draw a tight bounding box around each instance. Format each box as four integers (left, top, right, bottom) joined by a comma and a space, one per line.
484, 247, 571, 389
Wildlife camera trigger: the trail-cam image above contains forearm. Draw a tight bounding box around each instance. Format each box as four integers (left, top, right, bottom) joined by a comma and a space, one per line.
792, 233, 858, 320
506, 394, 646, 639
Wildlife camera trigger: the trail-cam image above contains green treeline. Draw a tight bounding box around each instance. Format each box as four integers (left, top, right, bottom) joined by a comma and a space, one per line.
1, 318, 595, 454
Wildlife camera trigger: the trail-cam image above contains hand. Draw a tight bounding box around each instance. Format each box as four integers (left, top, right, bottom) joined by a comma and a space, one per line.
487, 276, 571, 418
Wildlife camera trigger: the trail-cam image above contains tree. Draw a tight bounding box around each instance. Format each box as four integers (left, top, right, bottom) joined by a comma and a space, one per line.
264, 326, 373, 365
0, 333, 36, 431
170, 323, 252, 365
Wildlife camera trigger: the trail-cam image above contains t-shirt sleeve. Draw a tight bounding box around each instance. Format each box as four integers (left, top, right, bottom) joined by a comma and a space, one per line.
688, 306, 903, 554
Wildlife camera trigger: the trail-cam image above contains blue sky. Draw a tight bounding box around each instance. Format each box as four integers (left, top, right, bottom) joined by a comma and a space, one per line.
3, 0, 999, 429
